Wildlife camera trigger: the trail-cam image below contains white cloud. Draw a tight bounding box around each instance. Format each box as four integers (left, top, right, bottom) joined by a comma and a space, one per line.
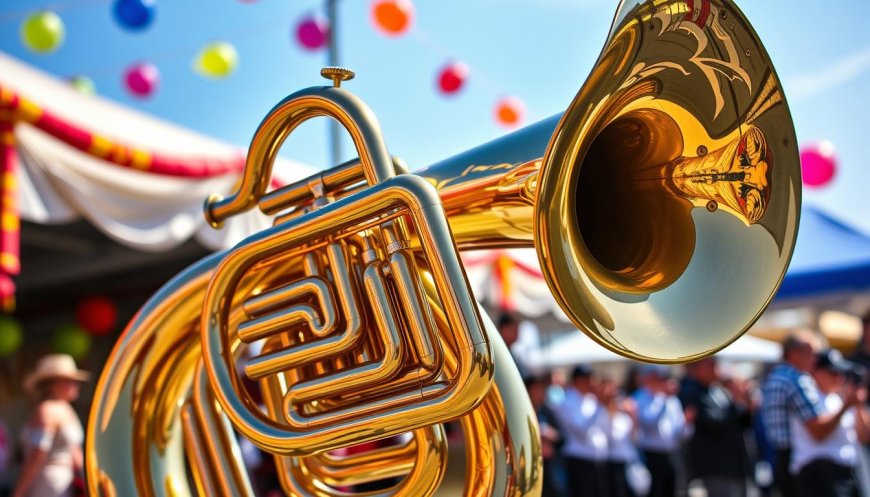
787, 46, 870, 101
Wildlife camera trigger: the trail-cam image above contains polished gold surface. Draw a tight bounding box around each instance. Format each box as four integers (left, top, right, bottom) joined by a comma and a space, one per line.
320, 66, 356, 87
87, 0, 799, 494
421, 0, 800, 362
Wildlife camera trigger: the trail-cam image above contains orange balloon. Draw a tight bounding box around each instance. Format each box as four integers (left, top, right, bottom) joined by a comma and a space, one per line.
495, 96, 525, 128
372, 0, 413, 36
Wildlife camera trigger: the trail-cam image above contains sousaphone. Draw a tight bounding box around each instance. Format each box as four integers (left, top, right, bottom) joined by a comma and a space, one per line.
86, 1, 800, 495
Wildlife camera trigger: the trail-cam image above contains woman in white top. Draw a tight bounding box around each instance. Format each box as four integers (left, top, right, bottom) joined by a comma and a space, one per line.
13, 354, 89, 497
790, 349, 870, 497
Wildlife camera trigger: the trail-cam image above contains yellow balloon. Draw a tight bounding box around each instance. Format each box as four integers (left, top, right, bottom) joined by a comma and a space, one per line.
21, 10, 65, 53
195, 41, 239, 79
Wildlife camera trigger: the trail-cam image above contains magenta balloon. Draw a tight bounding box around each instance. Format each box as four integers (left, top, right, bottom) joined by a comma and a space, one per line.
124, 62, 158, 97
296, 16, 329, 50
800, 142, 837, 187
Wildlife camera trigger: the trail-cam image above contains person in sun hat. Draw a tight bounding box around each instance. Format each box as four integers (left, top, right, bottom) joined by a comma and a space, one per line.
12, 354, 89, 497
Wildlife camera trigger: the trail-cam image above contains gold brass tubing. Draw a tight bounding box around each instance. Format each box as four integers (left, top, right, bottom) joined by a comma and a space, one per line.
238, 278, 336, 342
298, 434, 432, 490
97, 473, 118, 497
190, 366, 255, 497
86, 252, 223, 497
180, 366, 255, 497
259, 161, 365, 216
202, 174, 491, 456
205, 87, 397, 227
244, 242, 363, 380
181, 404, 221, 497
260, 156, 410, 217
279, 261, 404, 409
305, 439, 418, 485
282, 426, 446, 497
85, 242, 533, 496
388, 250, 441, 373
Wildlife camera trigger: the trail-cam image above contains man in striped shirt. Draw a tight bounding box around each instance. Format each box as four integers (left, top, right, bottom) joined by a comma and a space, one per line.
761, 330, 861, 496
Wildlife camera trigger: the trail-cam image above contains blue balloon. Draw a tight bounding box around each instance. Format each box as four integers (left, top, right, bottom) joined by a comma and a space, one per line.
113, 0, 155, 31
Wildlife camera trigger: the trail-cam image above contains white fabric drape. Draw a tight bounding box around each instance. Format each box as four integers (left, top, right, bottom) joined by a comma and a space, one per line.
16, 124, 282, 252
2, 52, 314, 252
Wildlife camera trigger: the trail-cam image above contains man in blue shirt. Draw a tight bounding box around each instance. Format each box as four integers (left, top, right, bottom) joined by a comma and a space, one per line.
760, 330, 861, 496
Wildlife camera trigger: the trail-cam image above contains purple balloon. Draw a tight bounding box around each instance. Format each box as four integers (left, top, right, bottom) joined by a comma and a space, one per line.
800, 141, 837, 187
296, 16, 329, 50
124, 62, 159, 98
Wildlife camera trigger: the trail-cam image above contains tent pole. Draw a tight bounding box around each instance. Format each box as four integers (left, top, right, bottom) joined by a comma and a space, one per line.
326, 0, 342, 167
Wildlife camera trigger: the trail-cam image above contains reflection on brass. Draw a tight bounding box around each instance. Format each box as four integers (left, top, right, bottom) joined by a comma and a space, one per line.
86, 0, 800, 495
671, 125, 771, 224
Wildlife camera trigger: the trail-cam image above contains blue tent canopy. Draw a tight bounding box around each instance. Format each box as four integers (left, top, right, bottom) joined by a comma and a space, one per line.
777, 205, 870, 300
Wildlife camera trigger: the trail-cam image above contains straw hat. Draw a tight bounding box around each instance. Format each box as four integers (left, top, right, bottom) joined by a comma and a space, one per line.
24, 354, 90, 395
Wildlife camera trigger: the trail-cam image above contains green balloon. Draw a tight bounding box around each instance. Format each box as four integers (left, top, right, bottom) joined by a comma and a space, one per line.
70, 75, 96, 95
0, 316, 23, 357
196, 41, 238, 79
21, 11, 65, 54
52, 325, 91, 360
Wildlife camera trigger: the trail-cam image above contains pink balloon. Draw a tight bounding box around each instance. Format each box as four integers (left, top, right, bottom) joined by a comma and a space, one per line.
124, 62, 158, 98
296, 15, 329, 50
800, 141, 837, 187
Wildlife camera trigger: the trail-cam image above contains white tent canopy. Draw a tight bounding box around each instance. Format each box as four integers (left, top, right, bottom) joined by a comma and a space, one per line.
2, 52, 315, 252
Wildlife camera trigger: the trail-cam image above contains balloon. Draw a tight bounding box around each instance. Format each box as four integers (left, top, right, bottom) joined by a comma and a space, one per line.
52, 325, 91, 360
21, 11, 65, 53
437, 62, 468, 95
296, 15, 329, 50
494, 96, 525, 128
113, 0, 156, 31
75, 296, 118, 336
195, 41, 239, 79
372, 0, 413, 36
0, 316, 22, 357
800, 141, 837, 187
69, 75, 96, 95
124, 62, 159, 98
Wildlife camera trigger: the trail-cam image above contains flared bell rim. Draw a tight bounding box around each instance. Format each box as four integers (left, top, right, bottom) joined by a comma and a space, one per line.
534, 0, 803, 364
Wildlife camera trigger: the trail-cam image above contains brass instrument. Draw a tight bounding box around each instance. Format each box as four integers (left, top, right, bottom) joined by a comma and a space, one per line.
86, 1, 801, 495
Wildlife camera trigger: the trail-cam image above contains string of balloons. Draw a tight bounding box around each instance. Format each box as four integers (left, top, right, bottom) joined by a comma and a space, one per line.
15, 0, 528, 128
297, 0, 526, 128
10, 0, 842, 180
18, 0, 240, 98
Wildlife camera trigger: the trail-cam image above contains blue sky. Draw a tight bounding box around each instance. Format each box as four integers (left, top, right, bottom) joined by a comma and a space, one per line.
1, 0, 868, 231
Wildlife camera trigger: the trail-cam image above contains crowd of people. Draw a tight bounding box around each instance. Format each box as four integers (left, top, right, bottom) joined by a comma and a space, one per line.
510, 312, 870, 497
2, 312, 870, 497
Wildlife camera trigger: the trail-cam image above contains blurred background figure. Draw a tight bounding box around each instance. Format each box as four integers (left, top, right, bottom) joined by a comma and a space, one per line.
680, 357, 753, 497
789, 349, 869, 497
12, 354, 88, 497
633, 364, 689, 497
847, 312, 870, 376
498, 312, 531, 377
760, 329, 829, 496
600, 378, 642, 497
762, 329, 870, 497
552, 364, 609, 497
525, 374, 564, 496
